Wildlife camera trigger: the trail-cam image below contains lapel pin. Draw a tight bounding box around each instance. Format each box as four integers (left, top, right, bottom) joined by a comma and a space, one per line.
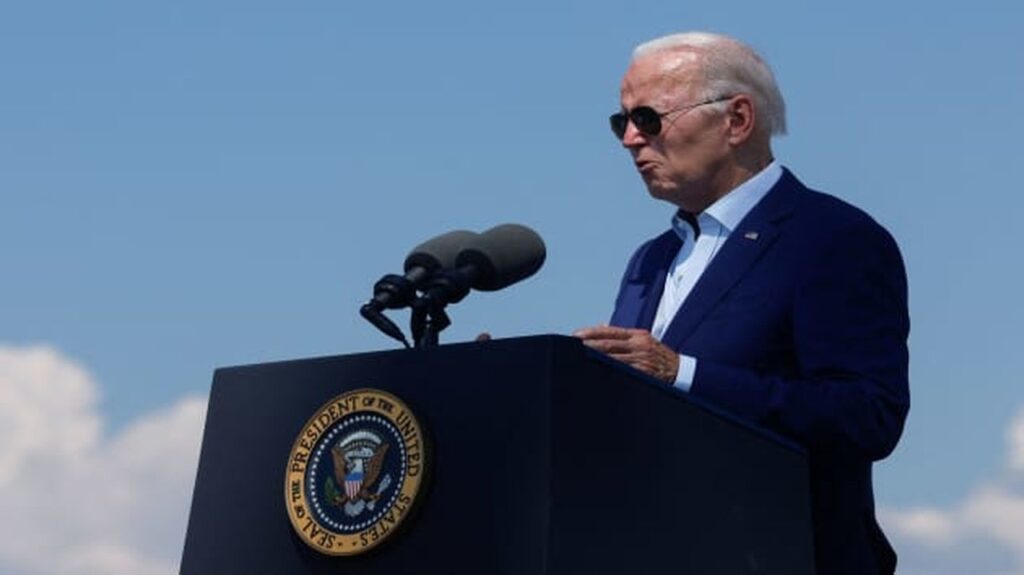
744, 231, 760, 241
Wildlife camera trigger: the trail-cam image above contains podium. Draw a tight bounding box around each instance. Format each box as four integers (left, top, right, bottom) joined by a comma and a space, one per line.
181, 335, 815, 574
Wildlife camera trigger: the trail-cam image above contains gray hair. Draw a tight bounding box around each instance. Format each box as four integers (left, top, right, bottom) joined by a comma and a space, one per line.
632, 32, 787, 137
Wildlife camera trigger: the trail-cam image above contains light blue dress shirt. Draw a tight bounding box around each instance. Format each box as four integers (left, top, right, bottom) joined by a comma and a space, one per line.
651, 161, 784, 391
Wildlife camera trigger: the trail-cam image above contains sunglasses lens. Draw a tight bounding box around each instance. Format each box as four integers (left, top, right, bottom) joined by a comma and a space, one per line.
609, 113, 628, 139
609, 107, 662, 140
630, 107, 661, 136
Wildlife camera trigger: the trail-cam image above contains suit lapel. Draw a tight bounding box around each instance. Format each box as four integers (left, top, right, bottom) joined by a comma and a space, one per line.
660, 170, 801, 348
632, 232, 680, 330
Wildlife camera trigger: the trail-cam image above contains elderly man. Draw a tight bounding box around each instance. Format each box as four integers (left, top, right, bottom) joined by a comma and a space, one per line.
575, 32, 909, 575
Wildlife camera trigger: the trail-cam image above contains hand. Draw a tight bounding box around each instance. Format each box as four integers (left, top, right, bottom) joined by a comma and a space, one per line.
573, 325, 680, 384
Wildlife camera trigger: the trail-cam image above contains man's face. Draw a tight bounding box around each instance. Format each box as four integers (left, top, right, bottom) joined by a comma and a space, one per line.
618, 51, 730, 212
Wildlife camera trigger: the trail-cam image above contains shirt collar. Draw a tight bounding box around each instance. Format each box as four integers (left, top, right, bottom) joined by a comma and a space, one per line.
671, 160, 783, 241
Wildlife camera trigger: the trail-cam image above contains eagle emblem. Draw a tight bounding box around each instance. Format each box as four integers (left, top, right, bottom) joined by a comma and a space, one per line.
325, 430, 392, 517
285, 388, 427, 556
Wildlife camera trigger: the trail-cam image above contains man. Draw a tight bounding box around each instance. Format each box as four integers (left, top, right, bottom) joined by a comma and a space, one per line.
575, 32, 909, 575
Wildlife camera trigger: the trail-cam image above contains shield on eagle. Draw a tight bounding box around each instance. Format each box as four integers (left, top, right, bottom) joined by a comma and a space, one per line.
329, 430, 390, 508
344, 471, 364, 499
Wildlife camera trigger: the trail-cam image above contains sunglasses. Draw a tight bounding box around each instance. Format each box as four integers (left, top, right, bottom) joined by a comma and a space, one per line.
609, 95, 734, 140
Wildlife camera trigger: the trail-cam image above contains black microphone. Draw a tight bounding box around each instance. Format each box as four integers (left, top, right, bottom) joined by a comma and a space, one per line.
361, 230, 478, 347
367, 230, 479, 311
418, 224, 546, 306
457, 223, 546, 291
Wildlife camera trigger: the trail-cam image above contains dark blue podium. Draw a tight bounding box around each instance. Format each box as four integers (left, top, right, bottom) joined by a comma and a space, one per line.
181, 335, 814, 574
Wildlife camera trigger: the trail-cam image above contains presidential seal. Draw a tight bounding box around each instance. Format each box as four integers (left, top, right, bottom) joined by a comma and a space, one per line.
285, 388, 427, 556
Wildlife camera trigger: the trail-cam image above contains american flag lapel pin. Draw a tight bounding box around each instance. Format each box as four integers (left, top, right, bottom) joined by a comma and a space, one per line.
744, 231, 760, 241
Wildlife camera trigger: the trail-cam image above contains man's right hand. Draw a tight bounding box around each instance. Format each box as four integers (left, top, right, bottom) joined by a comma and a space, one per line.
573, 325, 679, 384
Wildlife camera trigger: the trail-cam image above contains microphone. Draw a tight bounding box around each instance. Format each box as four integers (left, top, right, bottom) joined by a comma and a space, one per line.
418, 224, 546, 306
367, 230, 479, 311
361, 230, 478, 347
457, 223, 546, 291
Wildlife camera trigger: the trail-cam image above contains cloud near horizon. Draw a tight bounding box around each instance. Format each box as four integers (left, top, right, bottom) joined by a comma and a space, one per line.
0, 345, 205, 575
881, 406, 1024, 575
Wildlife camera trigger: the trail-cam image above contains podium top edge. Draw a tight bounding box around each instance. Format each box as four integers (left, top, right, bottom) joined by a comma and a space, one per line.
211, 334, 577, 375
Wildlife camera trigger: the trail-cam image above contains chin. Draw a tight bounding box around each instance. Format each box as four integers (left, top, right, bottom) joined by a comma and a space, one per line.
645, 182, 680, 203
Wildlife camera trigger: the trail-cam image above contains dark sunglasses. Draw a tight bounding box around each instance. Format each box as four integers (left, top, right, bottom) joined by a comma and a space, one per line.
609, 95, 734, 140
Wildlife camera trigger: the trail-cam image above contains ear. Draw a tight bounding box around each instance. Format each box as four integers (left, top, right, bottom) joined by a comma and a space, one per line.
724, 94, 757, 146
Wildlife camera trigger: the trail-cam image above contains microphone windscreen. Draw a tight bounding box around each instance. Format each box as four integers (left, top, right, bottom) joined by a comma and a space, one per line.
404, 230, 479, 274
456, 224, 546, 291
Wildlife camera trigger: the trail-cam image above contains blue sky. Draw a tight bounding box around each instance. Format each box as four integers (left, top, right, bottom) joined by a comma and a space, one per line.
1, 1, 1022, 573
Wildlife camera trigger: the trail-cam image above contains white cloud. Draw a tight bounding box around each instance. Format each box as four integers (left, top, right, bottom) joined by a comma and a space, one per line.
882, 507, 959, 547
882, 406, 1024, 575
1009, 412, 1024, 473
0, 345, 205, 575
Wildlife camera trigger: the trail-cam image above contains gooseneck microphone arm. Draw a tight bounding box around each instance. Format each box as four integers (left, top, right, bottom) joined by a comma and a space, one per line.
360, 267, 433, 349
360, 301, 412, 348
409, 264, 480, 348
360, 230, 477, 348
409, 224, 546, 349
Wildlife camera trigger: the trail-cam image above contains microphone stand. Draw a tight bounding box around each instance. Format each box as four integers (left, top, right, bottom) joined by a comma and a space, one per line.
410, 269, 473, 349
359, 273, 417, 349
410, 297, 450, 348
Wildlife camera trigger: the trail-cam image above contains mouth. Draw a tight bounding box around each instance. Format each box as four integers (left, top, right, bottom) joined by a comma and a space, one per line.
635, 160, 656, 174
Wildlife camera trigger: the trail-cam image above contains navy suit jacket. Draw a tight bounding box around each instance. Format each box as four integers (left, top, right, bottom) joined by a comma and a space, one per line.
610, 169, 909, 575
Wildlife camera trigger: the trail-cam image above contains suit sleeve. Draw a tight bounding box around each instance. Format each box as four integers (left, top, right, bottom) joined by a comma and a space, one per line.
689, 219, 910, 461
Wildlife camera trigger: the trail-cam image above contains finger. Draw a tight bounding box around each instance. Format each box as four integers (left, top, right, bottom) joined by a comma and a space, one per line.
573, 325, 635, 340
581, 337, 641, 355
